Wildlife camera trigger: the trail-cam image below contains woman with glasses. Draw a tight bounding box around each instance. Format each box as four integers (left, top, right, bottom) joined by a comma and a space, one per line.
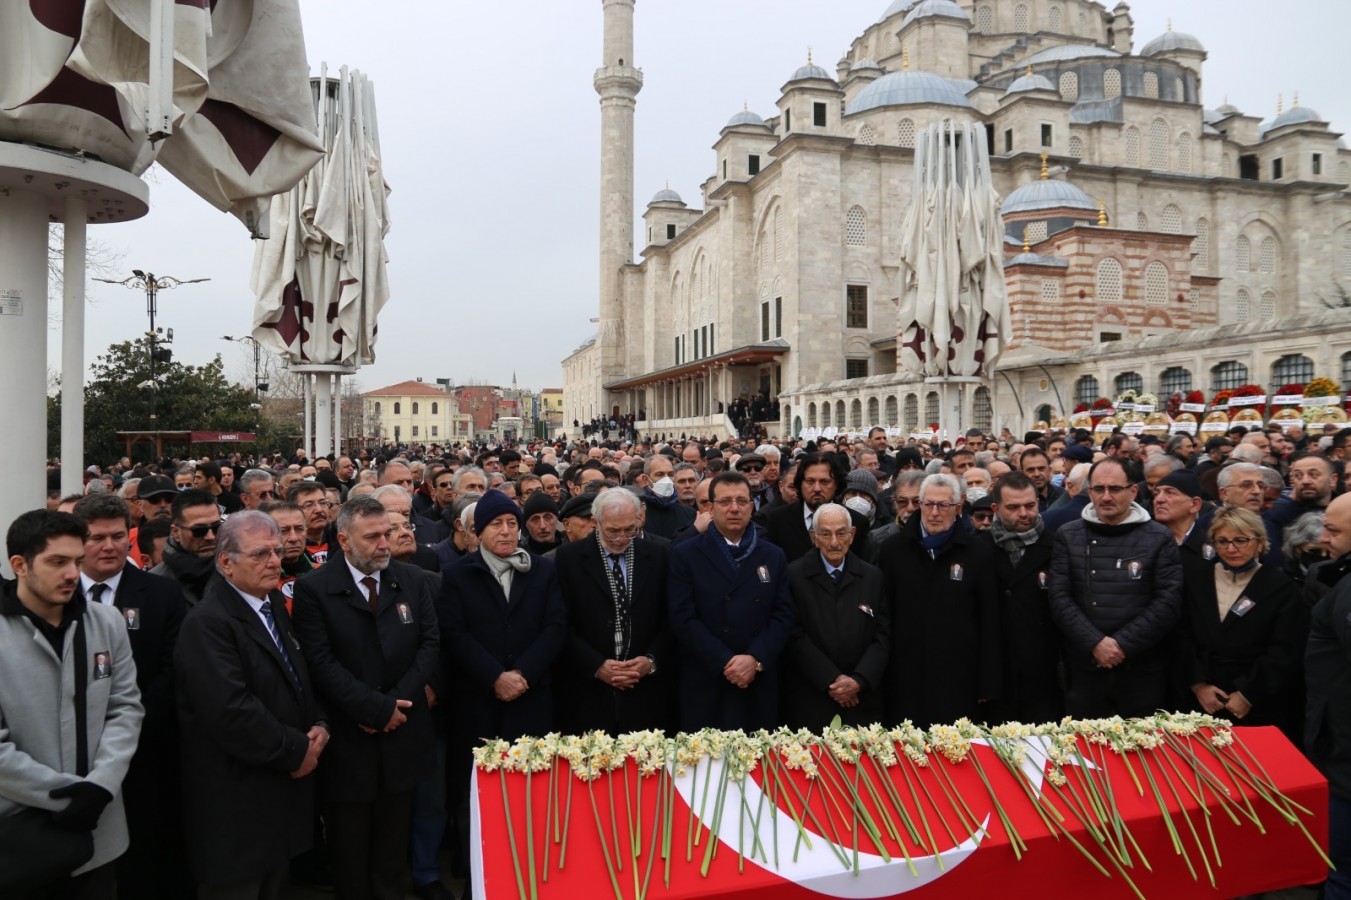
1178, 506, 1307, 741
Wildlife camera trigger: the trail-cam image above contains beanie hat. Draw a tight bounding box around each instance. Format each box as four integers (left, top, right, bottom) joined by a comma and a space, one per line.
473, 489, 523, 535
1155, 471, 1202, 499
522, 490, 560, 519
844, 468, 879, 501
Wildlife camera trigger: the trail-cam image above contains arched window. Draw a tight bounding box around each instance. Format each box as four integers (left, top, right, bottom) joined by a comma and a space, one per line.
374, 401, 382, 416
431, 402, 438, 415
1148, 118, 1169, 169
1176, 133, 1193, 173
897, 118, 915, 147
924, 392, 940, 426
1024, 221, 1048, 243
1115, 372, 1144, 395
393, 401, 401, 414
1159, 367, 1192, 395
1174, 76, 1185, 101
1048, 6, 1062, 32
1236, 235, 1251, 272
1342, 352, 1351, 391
885, 395, 898, 425
1211, 361, 1249, 391
1235, 288, 1252, 323
821, 402, 832, 427
774, 208, 784, 262
1103, 69, 1122, 99
845, 206, 867, 246
1097, 258, 1124, 303
1259, 290, 1277, 319
1136, 211, 1149, 231
807, 402, 817, 428
1259, 236, 1277, 274
1059, 72, 1079, 101
850, 399, 863, 429
1270, 354, 1314, 389
1075, 375, 1100, 406
1143, 72, 1159, 99
836, 400, 846, 427
1125, 127, 1140, 167
1193, 218, 1210, 273
1068, 135, 1084, 158
973, 387, 993, 430
1014, 4, 1030, 33
976, 5, 994, 34
412, 402, 419, 415
867, 397, 880, 425
904, 394, 919, 430
1144, 262, 1168, 305
1160, 204, 1182, 234
858, 123, 876, 146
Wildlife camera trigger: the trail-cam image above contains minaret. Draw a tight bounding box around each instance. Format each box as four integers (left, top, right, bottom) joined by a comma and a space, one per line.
594, 0, 643, 401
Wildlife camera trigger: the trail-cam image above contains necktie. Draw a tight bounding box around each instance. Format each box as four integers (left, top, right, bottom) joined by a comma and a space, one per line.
361, 576, 379, 614
260, 600, 302, 688
609, 554, 628, 659
88, 583, 108, 605
830, 568, 843, 585
610, 555, 627, 606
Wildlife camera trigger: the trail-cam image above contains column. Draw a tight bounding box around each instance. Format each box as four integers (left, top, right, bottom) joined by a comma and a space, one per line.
333, 374, 343, 458
314, 374, 333, 458
303, 375, 313, 457
60, 197, 87, 498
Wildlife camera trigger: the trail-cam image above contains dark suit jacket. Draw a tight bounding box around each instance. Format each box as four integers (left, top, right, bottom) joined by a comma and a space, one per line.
761, 500, 871, 562
176, 574, 321, 886
667, 527, 794, 730
553, 537, 674, 734
781, 551, 889, 729
291, 559, 440, 802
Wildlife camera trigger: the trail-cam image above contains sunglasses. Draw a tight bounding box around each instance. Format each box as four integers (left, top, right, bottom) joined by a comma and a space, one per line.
739, 464, 764, 472
184, 521, 223, 539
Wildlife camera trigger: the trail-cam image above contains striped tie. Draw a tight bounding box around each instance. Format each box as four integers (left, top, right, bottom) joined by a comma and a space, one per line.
260, 600, 302, 688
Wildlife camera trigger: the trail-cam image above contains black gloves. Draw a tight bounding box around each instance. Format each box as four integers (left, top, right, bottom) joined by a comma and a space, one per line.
49, 782, 113, 832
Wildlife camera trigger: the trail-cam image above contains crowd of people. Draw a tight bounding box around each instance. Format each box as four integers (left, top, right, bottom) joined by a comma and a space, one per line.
7, 418, 1351, 899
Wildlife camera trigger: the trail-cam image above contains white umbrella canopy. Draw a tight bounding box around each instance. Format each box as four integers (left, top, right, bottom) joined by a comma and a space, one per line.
897, 120, 1010, 379
251, 67, 391, 367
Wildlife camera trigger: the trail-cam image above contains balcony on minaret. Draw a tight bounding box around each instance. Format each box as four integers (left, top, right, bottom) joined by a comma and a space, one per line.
593, 64, 644, 100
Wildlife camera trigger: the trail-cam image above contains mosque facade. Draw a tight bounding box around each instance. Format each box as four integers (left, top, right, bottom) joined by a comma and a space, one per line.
563, 0, 1351, 440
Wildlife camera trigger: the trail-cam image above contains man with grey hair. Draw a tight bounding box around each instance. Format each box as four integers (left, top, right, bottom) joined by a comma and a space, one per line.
754, 444, 783, 506
781, 503, 889, 729
177, 510, 328, 898
878, 473, 1000, 727
1142, 454, 1183, 493
1218, 462, 1266, 513
554, 488, 673, 734
638, 454, 696, 539
1043, 461, 1093, 534
292, 496, 440, 900
238, 468, 278, 511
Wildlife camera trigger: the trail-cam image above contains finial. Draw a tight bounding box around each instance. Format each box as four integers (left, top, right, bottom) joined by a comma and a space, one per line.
1040, 151, 1050, 180
807, 47, 814, 65
1098, 200, 1108, 226
665, 178, 670, 189
902, 47, 911, 71
1167, 18, 1173, 31
1026, 62, 1034, 77
743, 101, 749, 112
1294, 91, 1300, 108
1022, 226, 1031, 253
1277, 93, 1284, 115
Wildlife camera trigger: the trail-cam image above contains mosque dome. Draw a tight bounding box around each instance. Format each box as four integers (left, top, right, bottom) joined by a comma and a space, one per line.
1004, 69, 1056, 95
850, 58, 883, 73
1140, 30, 1206, 56
878, 0, 914, 21
649, 187, 683, 205
1002, 178, 1098, 216
845, 70, 974, 115
902, 0, 970, 28
1262, 103, 1324, 135
1216, 100, 1241, 116
725, 108, 767, 128
790, 61, 835, 82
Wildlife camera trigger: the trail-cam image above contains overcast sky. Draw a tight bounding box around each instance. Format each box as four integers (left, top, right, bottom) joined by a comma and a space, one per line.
58, 0, 1351, 395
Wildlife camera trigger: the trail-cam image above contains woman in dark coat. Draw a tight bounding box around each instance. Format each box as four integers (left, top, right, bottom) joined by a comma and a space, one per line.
1178, 506, 1308, 742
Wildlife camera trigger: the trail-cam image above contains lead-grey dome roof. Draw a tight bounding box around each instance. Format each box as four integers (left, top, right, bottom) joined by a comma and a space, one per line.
649, 187, 683, 205
1025, 43, 1122, 65
1005, 70, 1057, 95
845, 70, 975, 114
1140, 30, 1205, 56
902, 0, 970, 28
878, 0, 914, 20
1262, 104, 1325, 136
725, 108, 767, 128
790, 62, 835, 82
850, 58, 883, 72
1002, 179, 1098, 215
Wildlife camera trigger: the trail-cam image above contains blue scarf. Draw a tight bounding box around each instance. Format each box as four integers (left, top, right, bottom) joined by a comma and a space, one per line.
920, 523, 955, 556
712, 523, 759, 569
644, 487, 680, 509
1220, 557, 1259, 575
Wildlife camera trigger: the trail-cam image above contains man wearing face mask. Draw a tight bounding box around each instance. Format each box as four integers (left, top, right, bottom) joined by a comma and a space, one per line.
842, 469, 880, 526
638, 454, 696, 539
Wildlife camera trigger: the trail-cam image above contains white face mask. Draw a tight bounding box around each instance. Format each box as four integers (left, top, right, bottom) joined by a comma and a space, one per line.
651, 476, 675, 498
844, 496, 874, 519
965, 486, 988, 503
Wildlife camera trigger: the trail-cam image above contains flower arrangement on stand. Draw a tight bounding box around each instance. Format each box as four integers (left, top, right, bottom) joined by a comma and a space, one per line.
1073, 403, 1089, 415
1211, 389, 1234, 410
1228, 384, 1267, 418
1089, 397, 1114, 420
1271, 384, 1307, 410
1306, 377, 1341, 401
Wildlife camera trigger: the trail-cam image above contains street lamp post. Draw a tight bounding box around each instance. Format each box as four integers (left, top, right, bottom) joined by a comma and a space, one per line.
222, 335, 269, 433
95, 271, 209, 424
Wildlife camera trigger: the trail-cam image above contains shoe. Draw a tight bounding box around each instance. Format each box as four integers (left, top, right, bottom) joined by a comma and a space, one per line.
414, 880, 456, 900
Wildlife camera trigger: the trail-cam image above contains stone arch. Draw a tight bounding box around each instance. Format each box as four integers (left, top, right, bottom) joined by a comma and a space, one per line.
1148, 117, 1169, 169
845, 205, 867, 247
1068, 135, 1084, 158
835, 400, 847, 426
807, 402, 817, 428
850, 399, 863, 429
1144, 261, 1169, 305
867, 396, 880, 426
903, 394, 919, 430
885, 395, 898, 425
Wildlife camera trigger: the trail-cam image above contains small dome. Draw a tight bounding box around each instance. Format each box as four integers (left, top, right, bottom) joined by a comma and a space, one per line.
902, 0, 970, 28
1025, 43, 1122, 66
878, 0, 914, 21
1002, 179, 1098, 216
850, 58, 883, 72
1216, 100, 1241, 116
790, 62, 835, 82
846, 70, 974, 115
1005, 71, 1057, 95
725, 108, 767, 128
1140, 30, 1206, 56
1262, 104, 1325, 136
649, 187, 683, 205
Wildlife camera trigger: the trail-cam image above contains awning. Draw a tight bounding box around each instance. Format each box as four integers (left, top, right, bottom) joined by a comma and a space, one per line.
603, 341, 789, 391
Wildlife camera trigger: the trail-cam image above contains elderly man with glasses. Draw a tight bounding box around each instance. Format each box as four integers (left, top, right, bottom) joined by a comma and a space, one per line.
1049, 457, 1182, 718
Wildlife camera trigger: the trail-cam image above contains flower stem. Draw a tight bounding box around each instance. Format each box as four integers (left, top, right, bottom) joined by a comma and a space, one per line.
587, 780, 624, 900
501, 773, 528, 900
559, 774, 574, 870
526, 768, 538, 900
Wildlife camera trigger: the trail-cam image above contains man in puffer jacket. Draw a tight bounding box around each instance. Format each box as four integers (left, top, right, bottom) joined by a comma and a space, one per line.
1050, 457, 1182, 717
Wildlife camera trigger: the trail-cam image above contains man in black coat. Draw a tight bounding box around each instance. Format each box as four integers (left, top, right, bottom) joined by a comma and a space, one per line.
879, 473, 1001, 728
177, 512, 328, 900
554, 489, 673, 734
760, 452, 871, 562
73, 495, 189, 899
977, 474, 1063, 725
292, 497, 440, 900
781, 504, 889, 729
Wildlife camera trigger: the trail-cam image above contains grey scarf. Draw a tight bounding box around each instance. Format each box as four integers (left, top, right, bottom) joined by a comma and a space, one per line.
989, 517, 1044, 566
481, 545, 532, 598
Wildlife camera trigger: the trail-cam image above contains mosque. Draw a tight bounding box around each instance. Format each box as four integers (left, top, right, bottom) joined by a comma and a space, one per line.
562, 0, 1351, 439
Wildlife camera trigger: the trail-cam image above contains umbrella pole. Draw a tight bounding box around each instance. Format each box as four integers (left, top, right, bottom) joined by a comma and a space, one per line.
303, 374, 313, 458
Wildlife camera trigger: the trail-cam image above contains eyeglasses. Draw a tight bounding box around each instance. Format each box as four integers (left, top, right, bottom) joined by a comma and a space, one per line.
920, 501, 959, 512
896, 497, 921, 508
972, 511, 994, 521
254, 490, 276, 500
184, 521, 223, 539
240, 546, 284, 562
297, 500, 326, 511
1213, 537, 1255, 549
601, 526, 640, 539
1087, 484, 1134, 496
739, 464, 764, 473
714, 497, 753, 508
142, 495, 175, 505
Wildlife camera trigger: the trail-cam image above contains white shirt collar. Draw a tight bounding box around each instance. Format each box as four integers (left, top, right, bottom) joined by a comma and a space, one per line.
820, 553, 845, 576
347, 559, 381, 593
228, 582, 269, 615
80, 568, 125, 603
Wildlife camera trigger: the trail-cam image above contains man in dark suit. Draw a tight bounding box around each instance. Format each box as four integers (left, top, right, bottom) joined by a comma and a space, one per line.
177, 511, 328, 900
781, 503, 889, 729
74, 494, 190, 899
292, 496, 440, 900
760, 452, 871, 562
668, 471, 794, 730
554, 489, 673, 735
978, 473, 1063, 725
